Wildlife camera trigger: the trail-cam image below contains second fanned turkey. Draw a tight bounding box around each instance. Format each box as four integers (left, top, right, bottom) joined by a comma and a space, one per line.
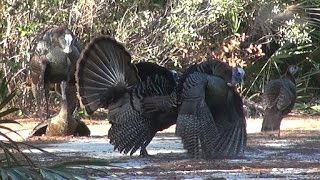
141, 59, 247, 159
176, 60, 247, 158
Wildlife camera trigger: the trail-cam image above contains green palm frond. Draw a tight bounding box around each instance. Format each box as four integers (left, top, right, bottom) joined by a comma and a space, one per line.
0, 70, 78, 178
250, 1, 320, 46
0, 166, 77, 180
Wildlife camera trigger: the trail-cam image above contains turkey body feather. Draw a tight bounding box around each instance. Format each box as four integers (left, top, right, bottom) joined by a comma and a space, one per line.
76, 35, 177, 156
176, 60, 246, 159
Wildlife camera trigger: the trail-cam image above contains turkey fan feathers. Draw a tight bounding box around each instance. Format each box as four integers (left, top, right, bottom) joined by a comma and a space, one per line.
76, 36, 139, 114
76, 35, 177, 156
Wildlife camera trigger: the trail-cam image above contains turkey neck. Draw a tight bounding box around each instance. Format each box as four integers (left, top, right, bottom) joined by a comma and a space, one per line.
44, 48, 70, 83
65, 47, 81, 114
57, 84, 74, 122
68, 47, 81, 83
285, 70, 296, 85
68, 47, 80, 65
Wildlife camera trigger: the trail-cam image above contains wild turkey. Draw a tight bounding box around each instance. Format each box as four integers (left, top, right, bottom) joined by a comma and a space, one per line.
30, 26, 81, 119
141, 59, 247, 159
29, 26, 90, 137
29, 81, 90, 137
261, 65, 300, 135
76, 35, 178, 156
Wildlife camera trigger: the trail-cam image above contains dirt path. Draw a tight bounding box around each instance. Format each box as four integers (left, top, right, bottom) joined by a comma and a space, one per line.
2, 116, 320, 179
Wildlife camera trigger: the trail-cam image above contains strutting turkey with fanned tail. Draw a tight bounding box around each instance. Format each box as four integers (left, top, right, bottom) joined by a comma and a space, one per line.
261, 65, 300, 136
76, 35, 178, 156
141, 59, 247, 159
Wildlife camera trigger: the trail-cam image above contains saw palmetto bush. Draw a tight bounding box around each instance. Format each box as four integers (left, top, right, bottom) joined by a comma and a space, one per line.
241, 0, 320, 113
0, 72, 76, 179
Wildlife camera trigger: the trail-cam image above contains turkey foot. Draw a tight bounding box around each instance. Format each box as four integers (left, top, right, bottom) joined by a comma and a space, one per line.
140, 148, 153, 157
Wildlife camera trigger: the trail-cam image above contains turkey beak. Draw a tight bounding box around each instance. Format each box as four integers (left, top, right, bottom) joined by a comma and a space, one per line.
227, 79, 237, 87
227, 77, 244, 87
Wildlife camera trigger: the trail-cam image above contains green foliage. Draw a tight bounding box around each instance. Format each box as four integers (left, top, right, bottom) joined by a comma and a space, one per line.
243, 0, 320, 106
0, 72, 23, 166
16, 22, 39, 37
0, 72, 77, 179
0, 167, 77, 180
311, 105, 320, 112
165, 0, 216, 45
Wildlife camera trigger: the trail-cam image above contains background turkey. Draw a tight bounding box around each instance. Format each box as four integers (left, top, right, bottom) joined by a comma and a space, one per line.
76, 35, 178, 156
30, 26, 81, 119
29, 26, 89, 137
141, 59, 247, 159
261, 65, 300, 136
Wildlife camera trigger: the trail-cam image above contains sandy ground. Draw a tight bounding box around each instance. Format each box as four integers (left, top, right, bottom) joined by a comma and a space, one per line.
1, 115, 320, 179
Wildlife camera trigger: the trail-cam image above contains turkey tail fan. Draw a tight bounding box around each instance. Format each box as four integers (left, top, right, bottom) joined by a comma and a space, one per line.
176, 101, 218, 159
76, 35, 139, 114
261, 108, 283, 132
211, 93, 247, 158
